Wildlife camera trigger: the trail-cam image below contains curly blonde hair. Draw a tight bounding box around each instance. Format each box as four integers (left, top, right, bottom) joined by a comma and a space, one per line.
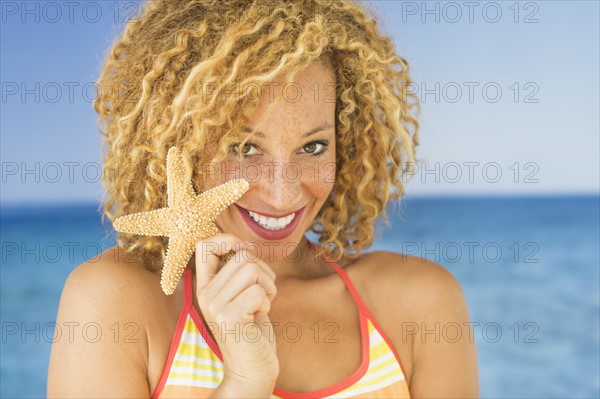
94, 0, 420, 271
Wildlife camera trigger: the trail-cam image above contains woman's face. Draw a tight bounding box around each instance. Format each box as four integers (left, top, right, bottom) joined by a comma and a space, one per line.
206, 61, 337, 263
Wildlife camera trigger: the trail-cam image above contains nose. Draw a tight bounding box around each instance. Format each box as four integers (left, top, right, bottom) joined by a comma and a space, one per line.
254, 160, 303, 212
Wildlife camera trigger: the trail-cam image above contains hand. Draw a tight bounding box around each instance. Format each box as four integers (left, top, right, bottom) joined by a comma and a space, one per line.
195, 233, 279, 390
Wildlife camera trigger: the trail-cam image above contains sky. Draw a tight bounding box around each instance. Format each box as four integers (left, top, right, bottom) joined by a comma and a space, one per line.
1, 0, 598, 205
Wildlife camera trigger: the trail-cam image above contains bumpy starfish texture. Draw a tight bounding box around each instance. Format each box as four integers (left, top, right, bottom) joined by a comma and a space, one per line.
113, 146, 249, 295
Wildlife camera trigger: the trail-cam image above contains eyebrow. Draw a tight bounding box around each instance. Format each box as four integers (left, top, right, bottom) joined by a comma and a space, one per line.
240, 123, 333, 138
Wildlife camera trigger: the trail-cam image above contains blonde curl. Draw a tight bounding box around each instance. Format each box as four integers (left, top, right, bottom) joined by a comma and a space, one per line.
94, 0, 420, 271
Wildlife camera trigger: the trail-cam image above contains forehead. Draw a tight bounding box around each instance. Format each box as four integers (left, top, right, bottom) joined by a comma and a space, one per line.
247, 61, 336, 127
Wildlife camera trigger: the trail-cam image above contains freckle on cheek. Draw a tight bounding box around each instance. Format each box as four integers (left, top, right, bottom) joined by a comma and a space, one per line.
314, 184, 335, 197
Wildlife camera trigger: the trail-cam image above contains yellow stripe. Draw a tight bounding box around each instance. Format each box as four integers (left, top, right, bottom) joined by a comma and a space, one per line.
162, 317, 408, 397
183, 317, 203, 334
176, 341, 221, 361
370, 338, 393, 360
159, 384, 216, 398
326, 320, 405, 395
180, 329, 212, 348
168, 371, 222, 384
339, 370, 404, 394
366, 355, 398, 374
367, 320, 375, 334
172, 358, 223, 371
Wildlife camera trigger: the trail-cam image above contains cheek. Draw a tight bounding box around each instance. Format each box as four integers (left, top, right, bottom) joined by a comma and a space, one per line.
198, 160, 240, 190
303, 153, 336, 200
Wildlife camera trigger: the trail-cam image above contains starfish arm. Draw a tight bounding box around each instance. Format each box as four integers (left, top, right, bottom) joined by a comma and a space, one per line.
112, 208, 173, 236
167, 146, 195, 208
160, 236, 196, 295
113, 148, 250, 296
196, 219, 221, 238
195, 179, 250, 220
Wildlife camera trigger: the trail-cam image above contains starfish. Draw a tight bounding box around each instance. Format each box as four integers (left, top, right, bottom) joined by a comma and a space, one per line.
113, 146, 249, 295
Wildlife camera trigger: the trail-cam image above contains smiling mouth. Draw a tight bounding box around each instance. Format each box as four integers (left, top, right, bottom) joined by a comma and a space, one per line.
236, 205, 302, 231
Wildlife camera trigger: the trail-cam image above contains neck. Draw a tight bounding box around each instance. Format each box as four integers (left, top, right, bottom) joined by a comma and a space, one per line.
267, 236, 333, 283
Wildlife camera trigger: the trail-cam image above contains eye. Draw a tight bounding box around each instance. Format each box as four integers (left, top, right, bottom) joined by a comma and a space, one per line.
301, 140, 329, 156
231, 143, 257, 156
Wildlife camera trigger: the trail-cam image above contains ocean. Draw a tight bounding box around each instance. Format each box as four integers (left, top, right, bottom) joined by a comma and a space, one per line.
1, 195, 598, 398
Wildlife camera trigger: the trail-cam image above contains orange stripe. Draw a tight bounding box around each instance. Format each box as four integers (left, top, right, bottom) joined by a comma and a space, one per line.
159, 383, 216, 398
340, 380, 411, 398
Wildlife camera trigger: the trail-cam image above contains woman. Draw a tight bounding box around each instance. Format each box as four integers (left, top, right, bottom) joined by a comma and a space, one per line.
48, 0, 479, 397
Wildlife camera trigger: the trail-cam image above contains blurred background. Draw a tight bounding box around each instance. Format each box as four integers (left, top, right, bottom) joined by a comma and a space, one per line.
1, 1, 598, 397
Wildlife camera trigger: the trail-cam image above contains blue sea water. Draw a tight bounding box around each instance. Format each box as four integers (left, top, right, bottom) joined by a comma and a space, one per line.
1, 195, 599, 398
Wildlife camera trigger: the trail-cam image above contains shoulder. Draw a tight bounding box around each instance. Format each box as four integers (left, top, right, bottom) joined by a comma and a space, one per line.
64, 246, 162, 304
55, 245, 165, 344
47, 246, 161, 396
58, 246, 170, 333
60, 248, 156, 319
350, 250, 467, 320
349, 251, 478, 396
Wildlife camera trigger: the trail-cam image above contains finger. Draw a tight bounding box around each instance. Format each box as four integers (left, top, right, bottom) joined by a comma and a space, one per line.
219, 243, 276, 281
195, 233, 245, 292
206, 249, 276, 296
226, 284, 271, 322
211, 263, 277, 308
240, 243, 276, 279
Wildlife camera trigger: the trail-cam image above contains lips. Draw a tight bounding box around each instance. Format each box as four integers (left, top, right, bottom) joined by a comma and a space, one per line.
235, 204, 305, 240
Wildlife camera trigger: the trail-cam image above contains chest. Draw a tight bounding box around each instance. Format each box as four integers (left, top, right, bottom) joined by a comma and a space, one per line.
268, 285, 364, 392
145, 266, 414, 395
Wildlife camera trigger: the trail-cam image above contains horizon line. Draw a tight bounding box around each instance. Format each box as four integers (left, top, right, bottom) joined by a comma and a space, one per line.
1, 192, 599, 210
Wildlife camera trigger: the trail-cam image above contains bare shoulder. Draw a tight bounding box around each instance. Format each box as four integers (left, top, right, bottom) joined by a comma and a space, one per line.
64, 246, 163, 304
58, 246, 167, 326
350, 250, 467, 319
350, 250, 479, 397
47, 246, 162, 397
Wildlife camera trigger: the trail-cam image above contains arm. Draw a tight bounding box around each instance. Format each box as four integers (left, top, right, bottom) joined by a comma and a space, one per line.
404, 258, 479, 398
47, 253, 151, 398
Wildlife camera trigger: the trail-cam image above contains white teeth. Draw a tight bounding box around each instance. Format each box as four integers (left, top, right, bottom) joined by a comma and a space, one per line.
247, 210, 295, 231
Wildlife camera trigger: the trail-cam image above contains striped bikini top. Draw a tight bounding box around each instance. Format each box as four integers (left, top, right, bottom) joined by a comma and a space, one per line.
151, 243, 411, 399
